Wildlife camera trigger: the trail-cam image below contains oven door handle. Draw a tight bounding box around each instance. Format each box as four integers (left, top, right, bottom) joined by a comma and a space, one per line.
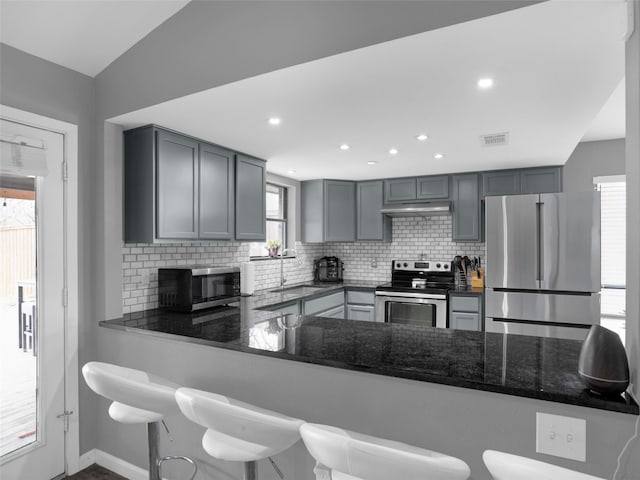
374, 291, 447, 300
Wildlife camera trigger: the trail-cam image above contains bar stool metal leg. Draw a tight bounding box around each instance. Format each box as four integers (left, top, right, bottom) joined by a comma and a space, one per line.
243, 461, 257, 480
148, 422, 161, 480
158, 455, 198, 480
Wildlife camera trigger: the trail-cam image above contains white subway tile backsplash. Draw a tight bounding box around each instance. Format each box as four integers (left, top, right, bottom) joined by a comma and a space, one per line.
121, 216, 484, 313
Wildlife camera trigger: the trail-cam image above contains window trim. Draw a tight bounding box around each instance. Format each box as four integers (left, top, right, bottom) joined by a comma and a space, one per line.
249, 182, 290, 259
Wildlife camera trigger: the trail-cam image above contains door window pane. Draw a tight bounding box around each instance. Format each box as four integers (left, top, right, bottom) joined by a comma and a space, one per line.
0, 177, 38, 456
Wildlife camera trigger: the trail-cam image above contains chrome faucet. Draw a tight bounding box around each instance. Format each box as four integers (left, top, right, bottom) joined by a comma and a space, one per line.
279, 248, 302, 290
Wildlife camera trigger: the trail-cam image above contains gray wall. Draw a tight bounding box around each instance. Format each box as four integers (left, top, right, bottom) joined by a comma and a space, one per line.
0, 43, 99, 453
96, 326, 640, 480
563, 139, 625, 192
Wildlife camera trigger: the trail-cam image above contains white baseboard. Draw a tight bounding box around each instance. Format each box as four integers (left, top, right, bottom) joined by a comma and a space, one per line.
79, 448, 149, 480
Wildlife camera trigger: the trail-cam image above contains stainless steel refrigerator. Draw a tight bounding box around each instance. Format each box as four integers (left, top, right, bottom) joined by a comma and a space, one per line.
485, 192, 601, 340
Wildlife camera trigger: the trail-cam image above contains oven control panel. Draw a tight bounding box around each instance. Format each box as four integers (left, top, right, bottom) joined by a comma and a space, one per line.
392, 260, 450, 272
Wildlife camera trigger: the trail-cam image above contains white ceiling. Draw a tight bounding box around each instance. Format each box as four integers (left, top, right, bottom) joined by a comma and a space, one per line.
110, 1, 627, 181
1, 1, 626, 180
0, 0, 189, 77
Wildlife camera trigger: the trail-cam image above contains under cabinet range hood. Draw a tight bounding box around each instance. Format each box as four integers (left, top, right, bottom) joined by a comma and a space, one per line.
380, 201, 451, 217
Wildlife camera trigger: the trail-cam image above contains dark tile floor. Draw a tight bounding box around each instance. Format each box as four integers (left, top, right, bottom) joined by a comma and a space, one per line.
65, 464, 127, 480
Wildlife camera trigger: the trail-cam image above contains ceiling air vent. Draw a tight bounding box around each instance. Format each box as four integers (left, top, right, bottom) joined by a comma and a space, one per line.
480, 132, 509, 147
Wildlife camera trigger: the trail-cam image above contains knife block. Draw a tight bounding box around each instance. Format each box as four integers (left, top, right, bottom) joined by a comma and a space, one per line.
471, 268, 484, 288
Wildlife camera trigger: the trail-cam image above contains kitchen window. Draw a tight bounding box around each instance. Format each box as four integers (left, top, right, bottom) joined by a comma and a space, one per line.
595, 175, 625, 322
249, 183, 288, 258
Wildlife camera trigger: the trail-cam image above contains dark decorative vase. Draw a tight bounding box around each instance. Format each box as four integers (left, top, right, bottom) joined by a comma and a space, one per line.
578, 325, 629, 395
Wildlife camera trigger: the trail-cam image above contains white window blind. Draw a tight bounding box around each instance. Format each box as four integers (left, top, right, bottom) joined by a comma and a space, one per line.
0, 121, 48, 177
595, 176, 625, 288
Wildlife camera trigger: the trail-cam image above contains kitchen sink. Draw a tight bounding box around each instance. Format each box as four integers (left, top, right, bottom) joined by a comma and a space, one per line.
268, 284, 332, 293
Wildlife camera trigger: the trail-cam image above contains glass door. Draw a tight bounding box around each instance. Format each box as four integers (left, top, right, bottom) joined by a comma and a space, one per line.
0, 118, 66, 479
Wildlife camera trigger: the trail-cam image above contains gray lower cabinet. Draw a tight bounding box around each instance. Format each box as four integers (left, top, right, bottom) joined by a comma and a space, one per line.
235, 154, 266, 241
124, 125, 236, 242
357, 180, 391, 242
320, 304, 345, 319
346, 289, 375, 322
347, 304, 375, 322
449, 294, 483, 331
301, 180, 356, 242
304, 291, 345, 316
267, 301, 300, 315
521, 167, 562, 194
452, 173, 482, 242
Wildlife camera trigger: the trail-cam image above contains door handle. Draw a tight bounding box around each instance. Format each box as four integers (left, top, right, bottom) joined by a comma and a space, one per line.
56, 410, 74, 432
536, 202, 544, 282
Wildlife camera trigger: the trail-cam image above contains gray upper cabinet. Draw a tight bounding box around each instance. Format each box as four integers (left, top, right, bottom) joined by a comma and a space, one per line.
235, 154, 266, 241
156, 130, 199, 240
124, 125, 264, 243
384, 178, 416, 202
124, 126, 156, 243
416, 175, 449, 200
384, 175, 449, 203
357, 180, 391, 242
482, 170, 521, 197
199, 142, 235, 240
124, 126, 201, 242
521, 167, 562, 194
302, 180, 356, 242
482, 167, 562, 197
452, 173, 481, 242
325, 180, 356, 242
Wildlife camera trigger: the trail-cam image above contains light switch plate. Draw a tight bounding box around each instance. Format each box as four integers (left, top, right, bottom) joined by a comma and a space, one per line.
536, 412, 586, 462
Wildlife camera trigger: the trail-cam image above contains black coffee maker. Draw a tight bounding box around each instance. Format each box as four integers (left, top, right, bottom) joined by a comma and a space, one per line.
313, 256, 344, 282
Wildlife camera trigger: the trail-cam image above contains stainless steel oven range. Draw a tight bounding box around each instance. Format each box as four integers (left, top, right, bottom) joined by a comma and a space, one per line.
375, 260, 454, 328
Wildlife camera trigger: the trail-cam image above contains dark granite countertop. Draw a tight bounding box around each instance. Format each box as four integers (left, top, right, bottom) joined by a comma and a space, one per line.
101, 283, 637, 415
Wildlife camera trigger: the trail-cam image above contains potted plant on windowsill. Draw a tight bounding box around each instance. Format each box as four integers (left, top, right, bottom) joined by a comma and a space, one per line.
266, 240, 281, 257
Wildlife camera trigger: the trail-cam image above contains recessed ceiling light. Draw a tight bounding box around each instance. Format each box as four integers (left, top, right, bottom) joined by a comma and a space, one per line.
288, 170, 296, 174
389, 148, 398, 155
267, 117, 281, 125
340, 144, 350, 150
434, 153, 445, 159
367, 161, 377, 165
416, 134, 428, 141
477, 78, 494, 89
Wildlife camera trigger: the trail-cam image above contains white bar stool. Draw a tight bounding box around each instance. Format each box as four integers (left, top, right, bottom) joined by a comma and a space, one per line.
82, 362, 197, 480
299, 423, 471, 480
174, 387, 305, 480
483, 450, 605, 480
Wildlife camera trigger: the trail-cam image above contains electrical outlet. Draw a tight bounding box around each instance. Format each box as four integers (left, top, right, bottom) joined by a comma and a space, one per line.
536, 412, 586, 462
371, 259, 377, 268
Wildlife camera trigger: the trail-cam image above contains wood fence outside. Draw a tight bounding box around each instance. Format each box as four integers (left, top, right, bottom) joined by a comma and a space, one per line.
0, 226, 35, 302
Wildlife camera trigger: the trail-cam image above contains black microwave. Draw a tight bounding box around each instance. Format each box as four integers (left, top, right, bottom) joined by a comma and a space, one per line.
158, 266, 240, 312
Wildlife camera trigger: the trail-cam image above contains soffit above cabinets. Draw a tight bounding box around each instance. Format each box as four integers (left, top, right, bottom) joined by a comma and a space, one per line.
107, 1, 625, 181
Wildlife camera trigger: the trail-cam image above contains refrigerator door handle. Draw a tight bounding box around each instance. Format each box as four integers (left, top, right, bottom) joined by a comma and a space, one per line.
536, 201, 544, 282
